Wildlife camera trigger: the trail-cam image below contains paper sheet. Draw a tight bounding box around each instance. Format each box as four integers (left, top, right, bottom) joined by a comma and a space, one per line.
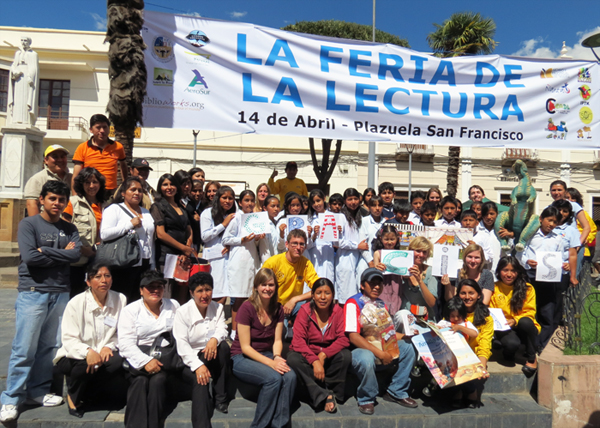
381, 250, 414, 276
286, 215, 309, 237
203, 244, 225, 261
535, 251, 562, 282
432, 244, 460, 278
241, 212, 270, 237
489, 308, 511, 331
318, 212, 339, 241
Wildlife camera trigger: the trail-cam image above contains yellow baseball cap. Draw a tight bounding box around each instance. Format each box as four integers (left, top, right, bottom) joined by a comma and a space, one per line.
44, 145, 69, 157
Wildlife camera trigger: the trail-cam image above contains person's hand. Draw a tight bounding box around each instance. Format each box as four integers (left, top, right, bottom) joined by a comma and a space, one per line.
195, 365, 211, 385
506, 318, 516, 328
318, 352, 327, 366
194, 213, 200, 222
130, 216, 142, 228
307, 226, 313, 236
337, 225, 343, 234
81, 246, 96, 258
441, 274, 451, 287
65, 241, 77, 250
182, 246, 196, 257
242, 233, 255, 244
570, 277, 579, 287
271, 356, 290, 374
312, 359, 325, 381
271, 169, 278, 179
255, 233, 265, 241
562, 262, 570, 272
450, 324, 462, 333
86, 349, 103, 373
313, 225, 320, 238
99, 347, 113, 362
222, 213, 236, 228
221, 245, 230, 256
357, 239, 368, 251
144, 358, 163, 375
279, 223, 287, 239
375, 263, 386, 272
379, 351, 394, 365
467, 240, 476, 246
202, 338, 219, 361
527, 260, 538, 268
498, 227, 514, 238
283, 299, 296, 315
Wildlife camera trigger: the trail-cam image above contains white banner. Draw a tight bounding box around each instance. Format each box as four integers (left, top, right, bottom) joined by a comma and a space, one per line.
142, 10, 599, 148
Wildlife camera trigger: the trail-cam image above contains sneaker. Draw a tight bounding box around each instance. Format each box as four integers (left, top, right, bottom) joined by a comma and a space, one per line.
0, 404, 18, 422
25, 393, 64, 407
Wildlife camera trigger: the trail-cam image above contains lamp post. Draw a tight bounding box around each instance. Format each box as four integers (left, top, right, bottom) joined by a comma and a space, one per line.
192, 130, 199, 167
582, 32, 600, 61
405, 144, 415, 201
367, 0, 376, 188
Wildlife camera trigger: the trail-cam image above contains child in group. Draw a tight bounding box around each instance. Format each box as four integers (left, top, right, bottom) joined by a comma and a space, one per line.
306, 189, 335, 282
259, 195, 281, 262
426, 187, 443, 220
200, 186, 236, 304
372, 224, 403, 315
461, 210, 494, 267
276, 192, 312, 253
456, 199, 463, 220
434, 196, 460, 227
360, 187, 376, 217
223, 190, 266, 339
357, 195, 386, 283
379, 182, 396, 220
420, 202, 437, 227
300, 194, 309, 214
386, 199, 413, 225
336, 188, 369, 304
408, 191, 426, 225
477, 201, 503, 276
328, 193, 344, 213
471, 201, 483, 221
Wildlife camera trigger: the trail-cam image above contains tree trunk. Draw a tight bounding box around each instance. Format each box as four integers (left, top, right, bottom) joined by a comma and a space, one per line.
309, 138, 342, 193
446, 145, 460, 198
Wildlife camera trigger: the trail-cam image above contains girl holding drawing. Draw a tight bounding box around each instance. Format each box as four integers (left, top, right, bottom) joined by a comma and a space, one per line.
200, 186, 236, 304
276, 192, 310, 253
490, 256, 540, 377
372, 224, 403, 315
259, 195, 281, 262
335, 188, 369, 304
357, 195, 386, 287
516, 206, 578, 351
223, 190, 266, 338
306, 189, 335, 282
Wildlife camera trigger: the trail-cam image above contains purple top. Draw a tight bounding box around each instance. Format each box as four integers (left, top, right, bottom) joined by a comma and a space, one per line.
230, 301, 284, 356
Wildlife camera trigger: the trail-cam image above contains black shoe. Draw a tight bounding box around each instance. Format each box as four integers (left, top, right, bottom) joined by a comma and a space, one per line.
382, 392, 418, 408
215, 402, 229, 414
358, 403, 374, 415
68, 406, 84, 418
522, 365, 537, 378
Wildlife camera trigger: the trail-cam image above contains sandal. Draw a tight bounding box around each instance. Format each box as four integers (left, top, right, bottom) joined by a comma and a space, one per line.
324, 395, 337, 413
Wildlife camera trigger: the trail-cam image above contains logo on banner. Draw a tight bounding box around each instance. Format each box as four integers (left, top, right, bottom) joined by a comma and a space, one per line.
546, 98, 570, 114
579, 107, 593, 124
186, 30, 210, 48
184, 70, 210, 95
540, 68, 568, 79
546, 83, 570, 94
578, 67, 592, 83
546, 118, 568, 140
184, 51, 211, 65
578, 85, 592, 102
153, 68, 173, 86
151, 36, 174, 63
577, 126, 592, 140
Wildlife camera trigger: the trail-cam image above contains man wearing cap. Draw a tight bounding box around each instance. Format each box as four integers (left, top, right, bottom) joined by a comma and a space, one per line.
109, 158, 157, 209
268, 161, 308, 208
72, 114, 128, 198
24, 145, 72, 217
344, 267, 418, 415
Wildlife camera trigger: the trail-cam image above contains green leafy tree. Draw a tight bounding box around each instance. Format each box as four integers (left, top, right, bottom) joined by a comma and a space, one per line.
281, 20, 408, 191
427, 12, 497, 198
106, 0, 147, 166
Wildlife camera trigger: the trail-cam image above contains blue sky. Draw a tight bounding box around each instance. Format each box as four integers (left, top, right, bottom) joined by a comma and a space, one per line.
2, 0, 600, 60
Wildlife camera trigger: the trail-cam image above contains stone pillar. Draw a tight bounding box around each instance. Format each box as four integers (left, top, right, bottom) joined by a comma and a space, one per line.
0, 125, 46, 199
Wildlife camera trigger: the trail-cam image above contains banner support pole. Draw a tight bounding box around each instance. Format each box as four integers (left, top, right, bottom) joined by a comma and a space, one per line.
192, 130, 199, 167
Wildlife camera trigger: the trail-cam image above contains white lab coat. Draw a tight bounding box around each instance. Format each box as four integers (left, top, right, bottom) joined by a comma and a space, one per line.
356, 215, 385, 286
306, 212, 335, 283
259, 219, 280, 264
335, 215, 362, 304
200, 208, 229, 298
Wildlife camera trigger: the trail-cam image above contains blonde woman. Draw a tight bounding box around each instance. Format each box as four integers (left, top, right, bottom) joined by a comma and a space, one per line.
443, 243, 494, 305
400, 236, 438, 321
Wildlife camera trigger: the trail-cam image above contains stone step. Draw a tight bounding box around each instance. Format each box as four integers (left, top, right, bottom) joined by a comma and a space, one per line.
0, 266, 18, 288
0, 242, 19, 253
0, 253, 20, 268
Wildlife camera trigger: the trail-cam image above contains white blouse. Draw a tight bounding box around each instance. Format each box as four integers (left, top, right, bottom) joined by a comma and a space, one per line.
117, 298, 180, 369
172, 300, 228, 372
53, 289, 127, 363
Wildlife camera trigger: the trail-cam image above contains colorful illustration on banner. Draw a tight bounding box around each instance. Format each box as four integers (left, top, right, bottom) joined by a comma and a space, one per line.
186, 30, 210, 48
540, 68, 568, 79
578, 67, 592, 83
576, 126, 592, 140
546, 118, 568, 140
546, 83, 570, 94
578, 85, 591, 101
545, 98, 570, 114
153, 68, 173, 86
579, 107, 593, 125
151, 36, 174, 63
185, 70, 210, 95
184, 51, 211, 65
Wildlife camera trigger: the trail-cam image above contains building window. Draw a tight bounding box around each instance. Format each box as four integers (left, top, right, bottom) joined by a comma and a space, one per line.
499, 193, 511, 207
0, 69, 8, 113
38, 79, 70, 118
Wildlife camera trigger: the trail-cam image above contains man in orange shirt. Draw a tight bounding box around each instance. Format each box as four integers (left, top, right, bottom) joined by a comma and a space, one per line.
72, 114, 128, 197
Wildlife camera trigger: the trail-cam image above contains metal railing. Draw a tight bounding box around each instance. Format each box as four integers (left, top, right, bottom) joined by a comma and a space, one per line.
36, 116, 89, 133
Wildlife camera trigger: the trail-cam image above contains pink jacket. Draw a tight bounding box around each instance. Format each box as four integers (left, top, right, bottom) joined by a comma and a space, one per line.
290, 302, 350, 364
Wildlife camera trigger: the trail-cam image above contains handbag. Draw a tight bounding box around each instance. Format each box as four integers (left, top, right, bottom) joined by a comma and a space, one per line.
123, 331, 184, 375
96, 204, 141, 268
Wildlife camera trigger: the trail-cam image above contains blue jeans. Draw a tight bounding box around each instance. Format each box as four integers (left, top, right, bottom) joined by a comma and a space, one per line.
283, 301, 304, 338
232, 352, 297, 428
350, 339, 416, 405
1, 291, 69, 406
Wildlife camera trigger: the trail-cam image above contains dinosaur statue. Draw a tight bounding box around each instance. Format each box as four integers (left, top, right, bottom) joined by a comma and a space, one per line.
495, 160, 540, 252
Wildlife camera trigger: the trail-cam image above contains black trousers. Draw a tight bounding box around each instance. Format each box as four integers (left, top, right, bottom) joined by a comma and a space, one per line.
111, 259, 151, 304
69, 265, 89, 298
494, 317, 539, 363
55, 352, 124, 407
286, 348, 351, 408
181, 342, 231, 428
530, 272, 566, 350
125, 369, 169, 428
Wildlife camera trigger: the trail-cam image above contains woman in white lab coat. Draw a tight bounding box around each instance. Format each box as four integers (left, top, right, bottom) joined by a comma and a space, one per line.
306, 189, 336, 283
356, 195, 386, 286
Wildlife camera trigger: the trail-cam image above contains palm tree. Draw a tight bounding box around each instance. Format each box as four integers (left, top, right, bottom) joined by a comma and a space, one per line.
427, 12, 497, 198
106, 0, 147, 166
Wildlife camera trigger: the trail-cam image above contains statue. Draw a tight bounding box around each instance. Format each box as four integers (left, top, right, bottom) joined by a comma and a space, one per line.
7, 37, 39, 126
495, 160, 540, 252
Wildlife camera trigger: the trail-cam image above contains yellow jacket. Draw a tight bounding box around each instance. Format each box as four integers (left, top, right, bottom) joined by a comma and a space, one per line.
577, 210, 597, 257
465, 312, 493, 361
490, 281, 541, 332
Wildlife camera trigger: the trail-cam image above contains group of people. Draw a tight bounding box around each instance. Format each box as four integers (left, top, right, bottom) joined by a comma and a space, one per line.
1, 112, 594, 426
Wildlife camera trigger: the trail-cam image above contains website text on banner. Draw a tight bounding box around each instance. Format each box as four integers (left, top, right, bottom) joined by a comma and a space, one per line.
142, 10, 598, 149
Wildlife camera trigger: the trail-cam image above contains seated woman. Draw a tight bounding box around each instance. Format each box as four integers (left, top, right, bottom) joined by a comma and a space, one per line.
491, 257, 540, 376
118, 271, 180, 428
287, 278, 351, 413
444, 243, 495, 305
173, 272, 230, 428
54, 263, 127, 417
230, 268, 297, 428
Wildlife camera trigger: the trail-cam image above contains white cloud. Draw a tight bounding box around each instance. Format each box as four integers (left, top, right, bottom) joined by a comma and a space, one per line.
230, 11, 247, 19
89, 12, 107, 31
511, 27, 600, 60
183, 11, 202, 17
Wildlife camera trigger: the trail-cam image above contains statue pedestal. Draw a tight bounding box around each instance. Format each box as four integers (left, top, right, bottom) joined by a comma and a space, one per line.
0, 198, 26, 242
0, 125, 46, 199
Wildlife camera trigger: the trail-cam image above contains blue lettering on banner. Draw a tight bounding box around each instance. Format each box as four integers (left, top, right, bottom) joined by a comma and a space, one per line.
237, 34, 261, 65
475, 63, 500, 87
265, 40, 299, 68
